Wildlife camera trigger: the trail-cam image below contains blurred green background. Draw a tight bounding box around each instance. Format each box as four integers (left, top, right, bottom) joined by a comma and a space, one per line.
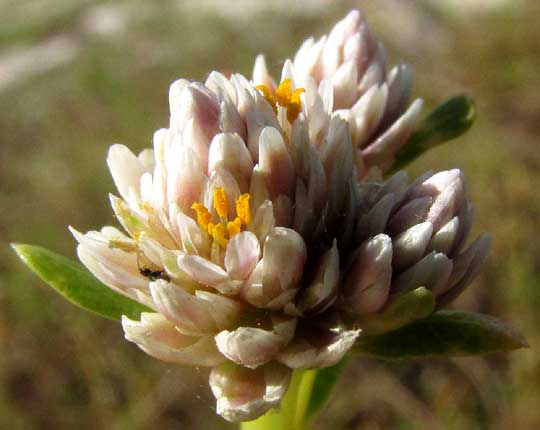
1, 0, 539, 429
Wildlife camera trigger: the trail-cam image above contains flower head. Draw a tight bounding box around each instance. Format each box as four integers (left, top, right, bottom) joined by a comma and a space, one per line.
71, 10, 490, 422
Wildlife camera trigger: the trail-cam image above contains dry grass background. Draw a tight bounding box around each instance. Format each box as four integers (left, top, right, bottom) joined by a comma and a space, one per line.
1, 1, 539, 429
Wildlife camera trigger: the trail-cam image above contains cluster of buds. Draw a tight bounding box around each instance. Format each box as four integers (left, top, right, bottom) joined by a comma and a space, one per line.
72, 10, 490, 422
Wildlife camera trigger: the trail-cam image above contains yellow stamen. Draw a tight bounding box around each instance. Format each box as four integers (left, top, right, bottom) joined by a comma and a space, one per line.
257, 80, 305, 123
291, 87, 305, 103
236, 193, 252, 225
213, 187, 229, 218
276, 78, 293, 107
227, 217, 242, 237
211, 223, 229, 248
287, 88, 305, 123
256, 84, 277, 113
191, 202, 212, 230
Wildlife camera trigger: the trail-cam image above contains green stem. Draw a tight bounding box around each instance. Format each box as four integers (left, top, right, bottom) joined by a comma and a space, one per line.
293, 370, 317, 429
240, 369, 318, 430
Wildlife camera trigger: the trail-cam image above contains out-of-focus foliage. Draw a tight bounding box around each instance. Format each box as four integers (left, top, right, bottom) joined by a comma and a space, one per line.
1, 1, 539, 429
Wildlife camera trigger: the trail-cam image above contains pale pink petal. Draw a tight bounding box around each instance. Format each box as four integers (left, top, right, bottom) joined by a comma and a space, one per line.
122, 313, 224, 366
252, 54, 276, 91
107, 144, 146, 203
362, 98, 423, 169
249, 165, 271, 215
225, 231, 261, 280
208, 132, 253, 187
166, 141, 206, 213
168, 78, 190, 115
393, 251, 453, 296
280, 59, 299, 85
149, 280, 242, 335
215, 317, 296, 368
319, 116, 354, 222
258, 126, 295, 198
243, 227, 306, 309
137, 148, 155, 172
278, 325, 360, 369
205, 71, 237, 105
332, 61, 358, 109
176, 210, 209, 257
392, 221, 434, 271
177, 254, 231, 290
341, 234, 393, 314
322, 10, 362, 78
357, 41, 387, 95
250, 200, 275, 244
210, 362, 291, 422
348, 83, 388, 149
220, 99, 247, 140
428, 216, 460, 254
355, 192, 396, 243
172, 83, 219, 138
182, 118, 212, 175
382, 64, 414, 126
303, 78, 331, 147
70, 227, 155, 309
413, 169, 466, 232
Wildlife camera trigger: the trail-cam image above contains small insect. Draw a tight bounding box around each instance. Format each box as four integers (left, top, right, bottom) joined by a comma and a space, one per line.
139, 267, 170, 282
137, 252, 170, 281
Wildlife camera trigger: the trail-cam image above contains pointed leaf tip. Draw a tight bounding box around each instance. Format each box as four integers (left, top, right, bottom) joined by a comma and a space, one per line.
12, 243, 151, 321
354, 310, 527, 360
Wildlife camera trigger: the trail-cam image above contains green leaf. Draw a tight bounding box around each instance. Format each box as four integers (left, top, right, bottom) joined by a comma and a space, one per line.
306, 360, 348, 419
354, 311, 527, 360
11, 243, 151, 321
388, 95, 476, 173
353, 287, 435, 335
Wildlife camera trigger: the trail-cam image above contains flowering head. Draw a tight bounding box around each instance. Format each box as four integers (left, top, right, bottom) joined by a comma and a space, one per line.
69, 10, 492, 423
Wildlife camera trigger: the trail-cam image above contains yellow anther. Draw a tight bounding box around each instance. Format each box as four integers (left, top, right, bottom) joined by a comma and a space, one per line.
276, 78, 293, 107
227, 217, 242, 237
256, 84, 277, 113
191, 202, 212, 230
257, 80, 305, 124
211, 223, 229, 248
290, 87, 305, 105
213, 187, 229, 218
287, 88, 305, 123
207, 222, 216, 236
236, 193, 252, 225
